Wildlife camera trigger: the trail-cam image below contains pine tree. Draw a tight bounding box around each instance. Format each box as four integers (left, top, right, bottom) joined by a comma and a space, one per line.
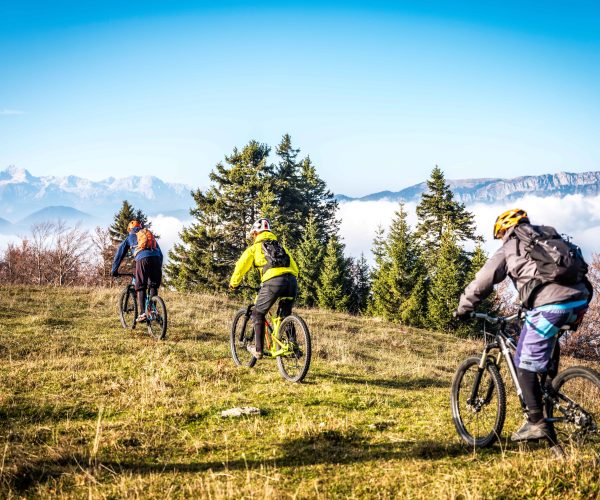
427, 226, 466, 332
109, 200, 151, 243
295, 213, 325, 307
369, 225, 393, 317
299, 156, 339, 242
166, 140, 272, 291
348, 253, 371, 315
272, 134, 304, 246
317, 236, 350, 311
370, 204, 422, 322
400, 273, 428, 327
415, 166, 476, 263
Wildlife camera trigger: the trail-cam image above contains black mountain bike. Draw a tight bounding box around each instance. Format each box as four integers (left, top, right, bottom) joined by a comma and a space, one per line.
117, 273, 168, 340
230, 286, 311, 382
451, 312, 600, 449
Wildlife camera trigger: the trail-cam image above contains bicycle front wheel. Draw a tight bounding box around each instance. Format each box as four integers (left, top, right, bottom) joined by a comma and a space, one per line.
277, 314, 311, 383
450, 356, 506, 448
549, 366, 600, 446
147, 295, 168, 340
119, 287, 137, 329
230, 308, 257, 368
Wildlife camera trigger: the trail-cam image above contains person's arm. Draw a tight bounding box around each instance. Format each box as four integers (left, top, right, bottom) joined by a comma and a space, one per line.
157, 244, 163, 266
287, 248, 299, 277
457, 247, 508, 315
229, 245, 255, 288
111, 239, 130, 276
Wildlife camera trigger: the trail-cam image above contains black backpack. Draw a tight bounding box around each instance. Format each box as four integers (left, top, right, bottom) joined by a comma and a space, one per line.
515, 225, 589, 307
261, 239, 290, 274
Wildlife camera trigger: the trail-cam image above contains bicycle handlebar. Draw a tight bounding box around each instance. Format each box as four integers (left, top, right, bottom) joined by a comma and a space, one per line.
470, 312, 519, 324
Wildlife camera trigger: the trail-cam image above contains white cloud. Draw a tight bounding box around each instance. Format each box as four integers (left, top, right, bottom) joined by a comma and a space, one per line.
0, 233, 22, 249
339, 194, 600, 262
0, 109, 24, 116
149, 214, 191, 262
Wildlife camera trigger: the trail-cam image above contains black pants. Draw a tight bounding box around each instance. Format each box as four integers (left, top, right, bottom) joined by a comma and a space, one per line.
253, 274, 298, 352
135, 256, 162, 313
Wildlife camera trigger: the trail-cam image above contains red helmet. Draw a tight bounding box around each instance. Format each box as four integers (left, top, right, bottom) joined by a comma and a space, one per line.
127, 220, 142, 232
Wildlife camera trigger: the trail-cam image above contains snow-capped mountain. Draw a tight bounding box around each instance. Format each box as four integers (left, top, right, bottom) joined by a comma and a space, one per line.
0, 166, 192, 219
339, 171, 600, 204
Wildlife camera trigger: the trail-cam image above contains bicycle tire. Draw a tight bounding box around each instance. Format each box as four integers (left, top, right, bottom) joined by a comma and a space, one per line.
276, 314, 311, 383
147, 295, 168, 340
230, 308, 257, 368
549, 366, 600, 446
450, 356, 506, 448
119, 287, 137, 330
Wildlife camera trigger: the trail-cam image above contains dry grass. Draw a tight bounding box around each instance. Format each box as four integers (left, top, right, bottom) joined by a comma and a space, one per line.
0, 285, 599, 498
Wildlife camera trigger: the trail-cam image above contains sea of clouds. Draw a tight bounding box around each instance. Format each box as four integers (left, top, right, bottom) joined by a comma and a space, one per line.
338, 194, 600, 262
2, 195, 598, 266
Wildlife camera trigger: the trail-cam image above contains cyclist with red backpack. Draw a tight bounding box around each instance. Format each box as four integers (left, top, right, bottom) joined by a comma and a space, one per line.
111, 220, 163, 323
229, 218, 299, 359
455, 209, 592, 443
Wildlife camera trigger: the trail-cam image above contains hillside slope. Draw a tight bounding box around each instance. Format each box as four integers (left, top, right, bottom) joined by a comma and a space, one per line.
0, 287, 599, 497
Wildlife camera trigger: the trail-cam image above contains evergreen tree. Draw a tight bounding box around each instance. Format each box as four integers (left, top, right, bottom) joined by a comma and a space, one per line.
166, 140, 272, 291
461, 240, 496, 334
348, 253, 371, 315
317, 236, 350, 311
427, 227, 466, 332
109, 200, 151, 243
295, 213, 325, 307
400, 273, 428, 327
272, 134, 304, 246
415, 166, 476, 263
369, 225, 393, 317
299, 156, 339, 241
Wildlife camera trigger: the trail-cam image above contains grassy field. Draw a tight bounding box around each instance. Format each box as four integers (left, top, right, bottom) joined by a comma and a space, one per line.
0, 285, 599, 498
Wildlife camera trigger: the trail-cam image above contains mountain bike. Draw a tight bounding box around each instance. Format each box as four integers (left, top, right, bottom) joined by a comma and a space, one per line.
230, 287, 311, 382
450, 312, 600, 449
117, 273, 168, 340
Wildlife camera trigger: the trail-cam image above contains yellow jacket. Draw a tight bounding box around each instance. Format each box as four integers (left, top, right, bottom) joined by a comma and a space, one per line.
229, 231, 298, 288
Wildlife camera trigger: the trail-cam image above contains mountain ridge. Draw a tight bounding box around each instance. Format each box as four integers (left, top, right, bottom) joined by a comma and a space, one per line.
0, 166, 193, 218
338, 171, 600, 204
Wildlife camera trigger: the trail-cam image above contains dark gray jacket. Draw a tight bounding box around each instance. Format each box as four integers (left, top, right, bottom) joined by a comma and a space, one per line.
457, 223, 590, 314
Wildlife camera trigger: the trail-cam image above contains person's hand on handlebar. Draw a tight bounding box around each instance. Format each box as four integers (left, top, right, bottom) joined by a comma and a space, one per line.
453, 310, 472, 321
111, 270, 119, 278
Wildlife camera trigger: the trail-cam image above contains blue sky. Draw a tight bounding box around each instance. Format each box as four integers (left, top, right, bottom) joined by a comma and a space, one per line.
1, 1, 599, 196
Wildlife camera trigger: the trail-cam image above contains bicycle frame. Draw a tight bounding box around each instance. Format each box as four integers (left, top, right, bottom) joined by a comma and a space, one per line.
239, 303, 295, 358
472, 313, 527, 413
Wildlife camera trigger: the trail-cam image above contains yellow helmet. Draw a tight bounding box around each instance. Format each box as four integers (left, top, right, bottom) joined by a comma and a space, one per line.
493, 208, 529, 239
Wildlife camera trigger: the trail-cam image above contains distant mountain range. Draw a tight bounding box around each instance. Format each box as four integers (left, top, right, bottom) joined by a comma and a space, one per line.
338, 171, 600, 204
0, 166, 192, 220
2, 166, 600, 236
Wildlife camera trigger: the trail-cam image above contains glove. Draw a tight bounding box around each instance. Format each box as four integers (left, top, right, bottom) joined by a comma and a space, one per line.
453, 310, 471, 321
229, 285, 238, 293
111, 270, 119, 278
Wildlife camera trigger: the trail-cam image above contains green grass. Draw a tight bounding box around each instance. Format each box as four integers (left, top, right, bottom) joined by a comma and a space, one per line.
0, 285, 599, 498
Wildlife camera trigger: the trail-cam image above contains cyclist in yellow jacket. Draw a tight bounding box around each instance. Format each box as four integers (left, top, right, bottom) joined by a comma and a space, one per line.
230, 218, 298, 359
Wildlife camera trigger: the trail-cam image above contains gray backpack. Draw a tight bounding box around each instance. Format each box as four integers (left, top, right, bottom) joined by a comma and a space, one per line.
515, 225, 589, 307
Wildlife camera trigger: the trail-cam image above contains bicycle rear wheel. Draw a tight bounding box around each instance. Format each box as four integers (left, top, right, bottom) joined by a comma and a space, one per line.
549, 366, 600, 446
147, 295, 168, 340
276, 314, 311, 383
450, 356, 506, 448
230, 308, 257, 368
119, 287, 137, 329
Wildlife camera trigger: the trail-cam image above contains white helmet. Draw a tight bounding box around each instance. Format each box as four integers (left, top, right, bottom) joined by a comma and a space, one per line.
250, 218, 270, 237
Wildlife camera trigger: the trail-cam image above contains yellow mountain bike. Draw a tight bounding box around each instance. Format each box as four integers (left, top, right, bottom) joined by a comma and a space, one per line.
230, 288, 311, 382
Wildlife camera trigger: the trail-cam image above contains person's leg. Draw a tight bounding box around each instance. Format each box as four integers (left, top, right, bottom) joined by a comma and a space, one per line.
148, 256, 162, 299
276, 275, 298, 318
513, 307, 573, 441
252, 279, 282, 355
134, 258, 149, 321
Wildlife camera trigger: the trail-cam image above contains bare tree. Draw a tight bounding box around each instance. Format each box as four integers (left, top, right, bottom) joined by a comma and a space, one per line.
91, 226, 117, 286
31, 221, 55, 285
48, 220, 91, 287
